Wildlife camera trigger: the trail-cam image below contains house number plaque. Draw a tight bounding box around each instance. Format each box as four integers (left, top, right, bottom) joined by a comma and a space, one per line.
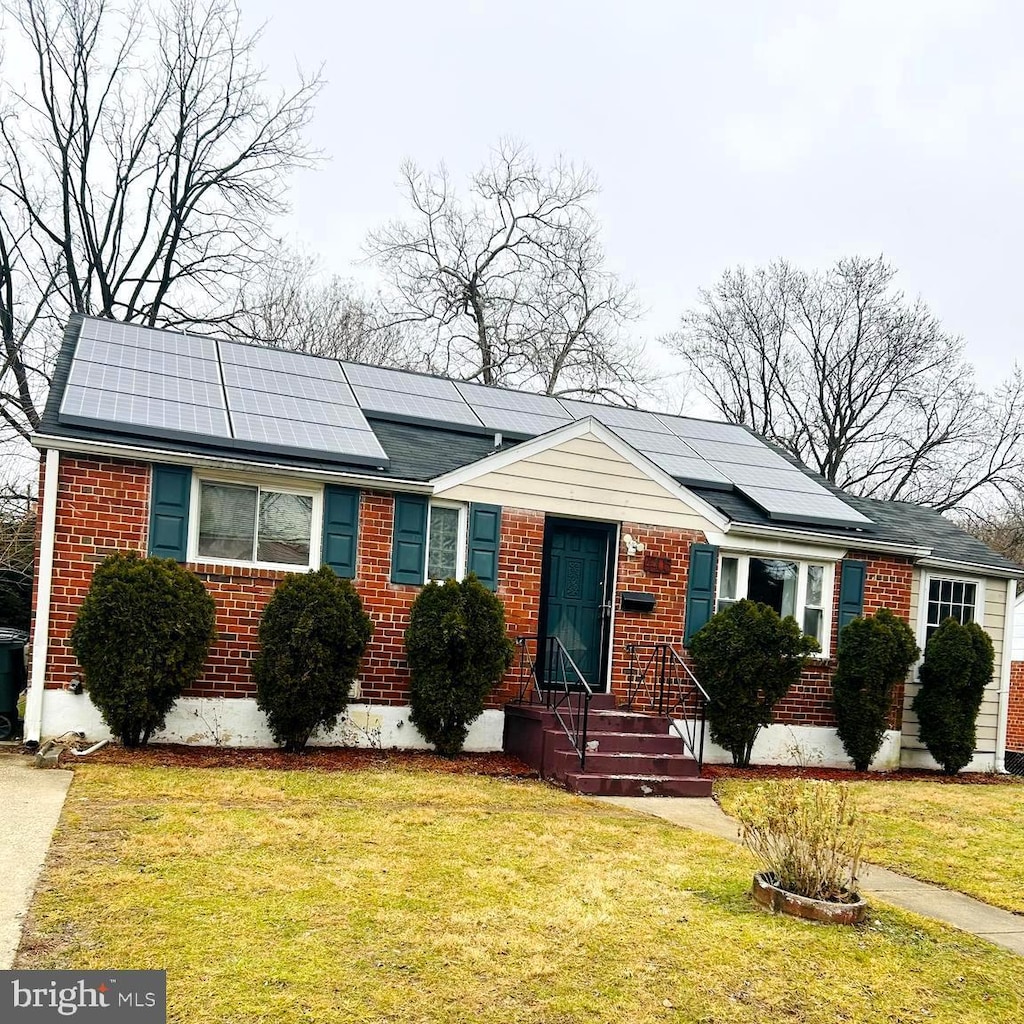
643, 553, 672, 575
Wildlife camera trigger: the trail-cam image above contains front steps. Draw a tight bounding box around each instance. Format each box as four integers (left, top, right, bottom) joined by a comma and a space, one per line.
503, 694, 713, 798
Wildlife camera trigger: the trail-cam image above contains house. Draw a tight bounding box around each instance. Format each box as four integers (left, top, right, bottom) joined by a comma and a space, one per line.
23, 314, 1023, 777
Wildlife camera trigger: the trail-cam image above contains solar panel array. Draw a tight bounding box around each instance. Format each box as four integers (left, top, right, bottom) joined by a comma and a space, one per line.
58, 317, 874, 530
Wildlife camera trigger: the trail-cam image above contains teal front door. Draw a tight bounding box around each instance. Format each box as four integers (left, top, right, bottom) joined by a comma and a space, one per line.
541, 519, 615, 691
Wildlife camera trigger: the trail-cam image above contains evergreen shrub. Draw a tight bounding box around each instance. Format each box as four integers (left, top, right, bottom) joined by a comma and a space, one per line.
254, 566, 373, 752
912, 617, 994, 775
832, 608, 919, 771
71, 551, 216, 747
689, 599, 818, 767
405, 575, 515, 756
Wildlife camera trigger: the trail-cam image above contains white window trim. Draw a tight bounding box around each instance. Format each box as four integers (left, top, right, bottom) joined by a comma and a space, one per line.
425, 500, 468, 583
188, 472, 324, 572
916, 571, 986, 649
716, 553, 836, 657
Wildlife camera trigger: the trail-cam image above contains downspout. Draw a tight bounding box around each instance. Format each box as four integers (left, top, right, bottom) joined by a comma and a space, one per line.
24, 447, 60, 746
994, 577, 1016, 773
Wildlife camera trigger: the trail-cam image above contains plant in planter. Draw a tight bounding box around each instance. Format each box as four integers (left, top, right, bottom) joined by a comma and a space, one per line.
733, 780, 867, 924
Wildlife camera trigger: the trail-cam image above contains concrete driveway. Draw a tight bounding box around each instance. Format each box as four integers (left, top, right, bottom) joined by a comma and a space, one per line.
0, 750, 72, 968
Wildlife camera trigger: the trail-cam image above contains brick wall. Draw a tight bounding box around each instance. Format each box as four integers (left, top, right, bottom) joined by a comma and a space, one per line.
38, 452, 921, 736
773, 550, 915, 729
1008, 661, 1024, 753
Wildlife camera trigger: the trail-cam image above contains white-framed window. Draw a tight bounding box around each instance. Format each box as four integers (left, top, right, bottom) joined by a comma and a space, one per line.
717, 554, 833, 650
925, 576, 978, 641
190, 475, 322, 570
426, 501, 467, 582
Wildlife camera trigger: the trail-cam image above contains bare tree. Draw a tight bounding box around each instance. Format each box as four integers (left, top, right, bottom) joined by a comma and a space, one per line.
668, 256, 1024, 513
226, 250, 416, 367
365, 142, 648, 401
0, 0, 321, 446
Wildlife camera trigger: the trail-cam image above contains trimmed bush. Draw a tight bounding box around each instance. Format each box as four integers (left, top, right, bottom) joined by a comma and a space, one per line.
832, 608, 919, 771
689, 599, 819, 767
254, 566, 373, 752
71, 551, 216, 747
912, 617, 995, 775
406, 575, 515, 756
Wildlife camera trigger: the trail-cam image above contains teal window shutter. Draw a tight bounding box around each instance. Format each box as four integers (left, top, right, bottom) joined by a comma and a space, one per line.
838, 559, 867, 631
391, 495, 428, 585
684, 543, 719, 645
149, 464, 191, 561
323, 486, 360, 578
468, 503, 501, 590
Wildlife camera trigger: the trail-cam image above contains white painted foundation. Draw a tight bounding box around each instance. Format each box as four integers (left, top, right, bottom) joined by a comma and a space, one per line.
39, 690, 505, 752
672, 718, 904, 771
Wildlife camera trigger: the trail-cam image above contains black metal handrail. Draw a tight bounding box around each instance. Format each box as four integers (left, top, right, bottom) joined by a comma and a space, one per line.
512, 634, 593, 771
624, 642, 710, 771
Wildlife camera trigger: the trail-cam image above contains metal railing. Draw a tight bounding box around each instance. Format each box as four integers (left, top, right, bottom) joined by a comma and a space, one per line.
513, 634, 594, 772
624, 642, 710, 772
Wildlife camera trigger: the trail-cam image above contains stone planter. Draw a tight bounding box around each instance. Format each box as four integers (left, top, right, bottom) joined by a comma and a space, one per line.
751, 871, 867, 925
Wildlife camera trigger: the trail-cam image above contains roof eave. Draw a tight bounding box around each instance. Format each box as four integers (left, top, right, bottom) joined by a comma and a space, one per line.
916, 555, 1024, 580
724, 520, 931, 558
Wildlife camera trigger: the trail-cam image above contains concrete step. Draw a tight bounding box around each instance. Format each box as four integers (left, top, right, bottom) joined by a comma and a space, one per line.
582, 710, 668, 734
581, 731, 683, 755
553, 749, 701, 779
564, 773, 714, 798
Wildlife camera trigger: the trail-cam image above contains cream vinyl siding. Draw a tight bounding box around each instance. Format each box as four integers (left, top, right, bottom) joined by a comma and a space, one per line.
434, 436, 715, 531
901, 570, 1005, 755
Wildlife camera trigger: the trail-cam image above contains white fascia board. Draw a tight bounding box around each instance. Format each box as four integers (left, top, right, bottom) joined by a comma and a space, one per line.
31, 433, 433, 494
916, 555, 1024, 580
995, 577, 1015, 770
429, 416, 731, 531
715, 522, 931, 559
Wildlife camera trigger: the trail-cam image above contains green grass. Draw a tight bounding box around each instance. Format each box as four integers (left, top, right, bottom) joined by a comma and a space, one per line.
19, 765, 1024, 1023
716, 778, 1024, 914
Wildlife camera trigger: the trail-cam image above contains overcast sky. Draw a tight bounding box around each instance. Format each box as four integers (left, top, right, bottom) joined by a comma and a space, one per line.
234, 2, 1020, 390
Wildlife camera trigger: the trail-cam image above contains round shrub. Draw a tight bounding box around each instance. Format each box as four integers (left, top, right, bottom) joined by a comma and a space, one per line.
832, 608, 919, 771
405, 575, 515, 756
689, 599, 819, 767
912, 618, 994, 775
71, 551, 216, 747
253, 566, 373, 752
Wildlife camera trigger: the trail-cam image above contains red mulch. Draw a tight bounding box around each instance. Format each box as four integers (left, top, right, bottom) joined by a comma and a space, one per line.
56, 742, 538, 779
702, 763, 1022, 785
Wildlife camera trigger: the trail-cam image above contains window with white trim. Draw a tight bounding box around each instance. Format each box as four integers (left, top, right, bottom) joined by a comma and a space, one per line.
425, 502, 467, 582
195, 479, 317, 568
925, 577, 977, 641
717, 554, 831, 647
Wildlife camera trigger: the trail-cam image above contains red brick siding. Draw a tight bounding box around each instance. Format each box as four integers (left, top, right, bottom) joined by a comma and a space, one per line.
39, 453, 920, 736
1008, 661, 1024, 753
773, 550, 915, 729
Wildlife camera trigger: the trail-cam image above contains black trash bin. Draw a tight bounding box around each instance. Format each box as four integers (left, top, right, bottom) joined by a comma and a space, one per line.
0, 627, 28, 740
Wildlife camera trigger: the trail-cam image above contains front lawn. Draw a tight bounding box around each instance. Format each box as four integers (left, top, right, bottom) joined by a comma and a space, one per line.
19, 764, 1024, 1023
715, 777, 1024, 914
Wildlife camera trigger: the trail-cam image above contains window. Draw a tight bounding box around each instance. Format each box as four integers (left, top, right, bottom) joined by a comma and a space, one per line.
717, 554, 831, 647
196, 480, 315, 567
925, 577, 977, 640
426, 503, 466, 582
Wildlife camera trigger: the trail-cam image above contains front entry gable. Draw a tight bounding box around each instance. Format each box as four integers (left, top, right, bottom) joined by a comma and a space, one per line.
431, 418, 728, 532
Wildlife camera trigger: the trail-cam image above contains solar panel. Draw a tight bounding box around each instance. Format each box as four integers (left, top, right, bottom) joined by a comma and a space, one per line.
638, 451, 734, 489
455, 381, 572, 417
658, 414, 764, 447
224, 387, 371, 428
742, 486, 873, 528
559, 400, 675, 434
79, 318, 216, 360
220, 341, 346, 381
470, 407, 572, 437
342, 363, 460, 399
221, 362, 350, 403
232, 413, 388, 461
61, 387, 230, 436
68, 362, 224, 408
724, 464, 826, 494
613, 427, 700, 458
352, 385, 484, 429
682, 436, 795, 469
75, 337, 222, 382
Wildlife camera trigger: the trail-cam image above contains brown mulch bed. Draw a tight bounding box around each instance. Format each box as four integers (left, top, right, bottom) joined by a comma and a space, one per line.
54, 742, 538, 779
702, 763, 1023, 785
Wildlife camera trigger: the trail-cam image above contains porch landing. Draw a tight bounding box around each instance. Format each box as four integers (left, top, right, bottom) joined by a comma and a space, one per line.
503, 695, 713, 798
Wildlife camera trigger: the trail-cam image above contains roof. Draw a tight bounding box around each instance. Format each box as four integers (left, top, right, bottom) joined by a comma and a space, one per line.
35, 314, 1022, 575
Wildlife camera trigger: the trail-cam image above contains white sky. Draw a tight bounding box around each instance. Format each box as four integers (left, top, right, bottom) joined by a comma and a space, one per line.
239, 0, 1023, 393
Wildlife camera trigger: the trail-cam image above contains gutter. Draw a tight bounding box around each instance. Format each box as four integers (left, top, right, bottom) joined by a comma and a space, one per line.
24, 448, 60, 746
916, 556, 1024, 581
994, 577, 1016, 772
726, 521, 931, 559
30, 432, 434, 494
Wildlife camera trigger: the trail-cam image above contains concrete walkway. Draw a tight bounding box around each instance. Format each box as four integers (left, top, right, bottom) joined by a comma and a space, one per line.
0, 751, 73, 968
601, 796, 1024, 957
